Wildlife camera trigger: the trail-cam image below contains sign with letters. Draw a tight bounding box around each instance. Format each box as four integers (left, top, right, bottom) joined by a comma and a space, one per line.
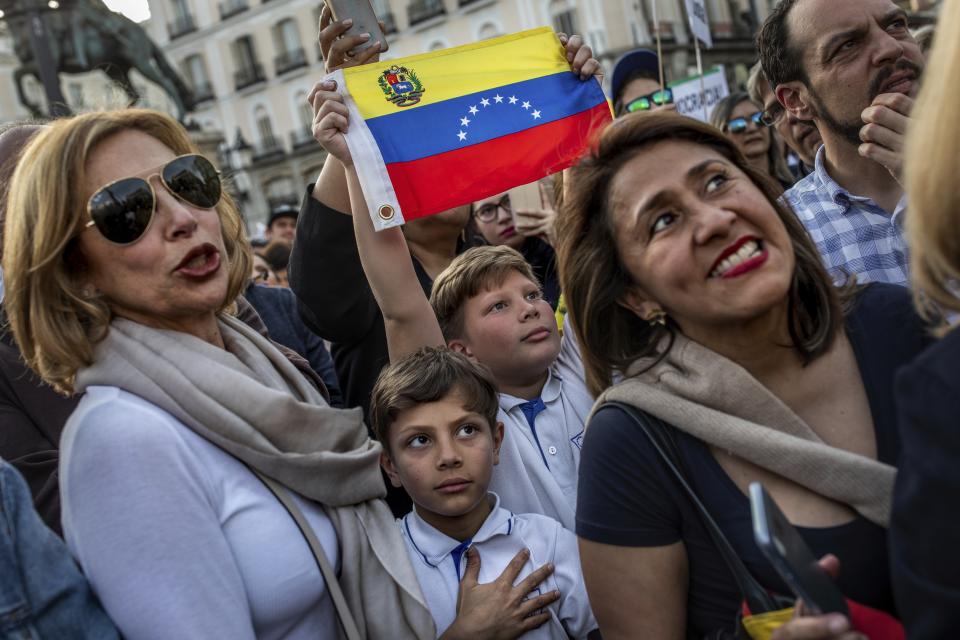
670, 66, 729, 122
684, 0, 713, 47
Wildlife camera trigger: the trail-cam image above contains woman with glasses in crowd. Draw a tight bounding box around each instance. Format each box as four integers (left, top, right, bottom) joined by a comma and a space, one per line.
557, 111, 928, 638
1, 109, 439, 639
469, 184, 561, 309
711, 92, 795, 189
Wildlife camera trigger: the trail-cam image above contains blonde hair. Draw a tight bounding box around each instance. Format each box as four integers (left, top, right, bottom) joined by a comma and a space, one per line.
904, 2, 960, 332
2, 109, 251, 394
429, 245, 538, 340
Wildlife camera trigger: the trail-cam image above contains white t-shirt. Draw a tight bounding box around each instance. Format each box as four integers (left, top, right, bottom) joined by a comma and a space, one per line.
60, 386, 340, 640
399, 494, 596, 639
488, 320, 594, 530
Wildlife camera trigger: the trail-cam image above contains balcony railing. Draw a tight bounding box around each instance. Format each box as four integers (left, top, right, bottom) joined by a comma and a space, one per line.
167, 13, 197, 40
290, 126, 316, 150
233, 63, 266, 91
218, 0, 249, 21
252, 136, 286, 162
192, 80, 215, 103
408, 0, 445, 26
274, 48, 308, 75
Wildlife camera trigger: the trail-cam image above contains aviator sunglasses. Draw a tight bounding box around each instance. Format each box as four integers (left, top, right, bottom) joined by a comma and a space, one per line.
725, 111, 764, 134
622, 87, 674, 114
85, 154, 221, 245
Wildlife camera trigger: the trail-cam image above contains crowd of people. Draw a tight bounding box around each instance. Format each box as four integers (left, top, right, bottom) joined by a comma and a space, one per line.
0, 0, 957, 638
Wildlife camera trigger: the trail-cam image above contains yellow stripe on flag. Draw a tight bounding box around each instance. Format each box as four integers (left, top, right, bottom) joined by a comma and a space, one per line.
343, 27, 570, 120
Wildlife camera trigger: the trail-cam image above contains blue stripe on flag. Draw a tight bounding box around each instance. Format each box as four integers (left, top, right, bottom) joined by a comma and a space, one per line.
364, 71, 607, 165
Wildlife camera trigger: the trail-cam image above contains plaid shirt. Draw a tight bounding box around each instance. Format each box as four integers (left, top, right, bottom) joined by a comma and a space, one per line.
783, 147, 909, 286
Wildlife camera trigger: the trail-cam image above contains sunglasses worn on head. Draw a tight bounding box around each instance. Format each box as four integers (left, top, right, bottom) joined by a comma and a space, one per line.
623, 88, 674, 114
85, 154, 221, 245
726, 111, 764, 134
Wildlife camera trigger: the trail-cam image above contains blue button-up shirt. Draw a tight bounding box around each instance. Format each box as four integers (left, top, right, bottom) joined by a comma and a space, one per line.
783, 146, 909, 286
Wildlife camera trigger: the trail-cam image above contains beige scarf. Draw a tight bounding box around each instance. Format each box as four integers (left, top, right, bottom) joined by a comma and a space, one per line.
75, 315, 435, 639
595, 333, 896, 527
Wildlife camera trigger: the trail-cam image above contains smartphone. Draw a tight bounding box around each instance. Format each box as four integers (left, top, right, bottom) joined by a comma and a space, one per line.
325, 0, 389, 55
508, 181, 544, 228
749, 482, 849, 616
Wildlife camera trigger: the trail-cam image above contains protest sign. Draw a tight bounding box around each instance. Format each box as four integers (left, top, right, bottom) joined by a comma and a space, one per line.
670, 65, 729, 122
684, 0, 713, 47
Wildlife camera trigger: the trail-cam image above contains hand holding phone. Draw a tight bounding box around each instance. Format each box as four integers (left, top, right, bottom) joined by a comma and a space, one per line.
319, 1, 387, 72
750, 482, 849, 617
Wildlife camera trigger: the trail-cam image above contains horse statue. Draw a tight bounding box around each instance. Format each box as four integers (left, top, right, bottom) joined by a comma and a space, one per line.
0, 0, 195, 120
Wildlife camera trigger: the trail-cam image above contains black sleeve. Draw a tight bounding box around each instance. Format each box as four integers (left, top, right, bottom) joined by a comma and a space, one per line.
288, 187, 380, 344
576, 405, 683, 547
0, 336, 77, 536
891, 349, 960, 639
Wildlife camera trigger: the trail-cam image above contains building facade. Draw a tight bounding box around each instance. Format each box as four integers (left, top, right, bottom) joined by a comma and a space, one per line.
2, 0, 932, 230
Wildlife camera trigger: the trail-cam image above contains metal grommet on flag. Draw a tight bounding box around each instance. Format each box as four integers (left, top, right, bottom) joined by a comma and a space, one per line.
378, 204, 395, 221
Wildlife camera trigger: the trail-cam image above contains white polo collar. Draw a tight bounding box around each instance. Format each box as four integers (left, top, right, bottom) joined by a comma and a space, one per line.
498, 367, 563, 413
403, 493, 514, 569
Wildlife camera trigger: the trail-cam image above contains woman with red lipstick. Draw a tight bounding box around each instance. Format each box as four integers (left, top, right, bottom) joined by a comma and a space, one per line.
556, 112, 929, 639
711, 92, 795, 190
2, 110, 438, 639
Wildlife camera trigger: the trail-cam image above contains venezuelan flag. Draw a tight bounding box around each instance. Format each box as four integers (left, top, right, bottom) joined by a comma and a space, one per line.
328, 27, 612, 230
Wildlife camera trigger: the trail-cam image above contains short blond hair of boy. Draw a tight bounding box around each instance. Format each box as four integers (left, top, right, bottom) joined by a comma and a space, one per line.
429, 245, 539, 341
370, 346, 500, 453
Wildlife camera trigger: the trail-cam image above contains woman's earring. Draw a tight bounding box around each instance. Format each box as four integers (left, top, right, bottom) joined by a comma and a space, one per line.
646, 309, 667, 326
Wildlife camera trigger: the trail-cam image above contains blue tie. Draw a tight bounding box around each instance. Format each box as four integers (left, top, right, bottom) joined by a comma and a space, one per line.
518, 398, 550, 469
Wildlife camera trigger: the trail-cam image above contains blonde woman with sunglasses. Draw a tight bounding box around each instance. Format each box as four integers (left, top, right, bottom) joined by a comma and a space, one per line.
710, 92, 795, 190
2, 109, 438, 639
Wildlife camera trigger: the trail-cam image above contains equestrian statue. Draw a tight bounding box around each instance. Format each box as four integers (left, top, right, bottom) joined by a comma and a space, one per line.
0, 0, 195, 120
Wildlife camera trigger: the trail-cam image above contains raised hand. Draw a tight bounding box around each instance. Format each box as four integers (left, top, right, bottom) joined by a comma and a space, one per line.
440, 547, 560, 640
307, 80, 353, 167
556, 33, 601, 81
317, 2, 383, 72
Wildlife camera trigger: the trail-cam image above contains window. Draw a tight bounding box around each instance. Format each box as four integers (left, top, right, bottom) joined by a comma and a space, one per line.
273, 18, 301, 54
549, 0, 579, 36
184, 55, 207, 88
233, 35, 258, 71
170, 0, 190, 20
478, 22, 500, 40
295, 90, 313, 129
254, 105, 276, 146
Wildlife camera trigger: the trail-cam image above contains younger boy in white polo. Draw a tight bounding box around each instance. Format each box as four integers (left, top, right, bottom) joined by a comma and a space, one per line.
370, 347, 597, 640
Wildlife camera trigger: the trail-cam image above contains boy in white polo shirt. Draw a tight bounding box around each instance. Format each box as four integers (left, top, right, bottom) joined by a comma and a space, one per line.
370, 347, 597, 640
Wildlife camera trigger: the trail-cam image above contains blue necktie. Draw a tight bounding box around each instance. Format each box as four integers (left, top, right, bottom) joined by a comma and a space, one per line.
518, 398, 550, 469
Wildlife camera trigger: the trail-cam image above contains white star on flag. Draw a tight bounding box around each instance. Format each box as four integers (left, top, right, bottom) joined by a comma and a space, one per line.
532, 110, 542, 119
460, 116, 470, 126
508, 96, 518, 104
480, 98, 490, 107
469, 105, 479, 115
494, 94, 503, 103
457, 130, 467, 141
522, 101, 531, 110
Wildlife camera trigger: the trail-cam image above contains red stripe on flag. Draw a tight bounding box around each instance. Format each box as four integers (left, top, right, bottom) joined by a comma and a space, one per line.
385, 102, 611, 221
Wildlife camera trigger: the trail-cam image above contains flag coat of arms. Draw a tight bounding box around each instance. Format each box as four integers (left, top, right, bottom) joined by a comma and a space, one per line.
327, 27, 612, 230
